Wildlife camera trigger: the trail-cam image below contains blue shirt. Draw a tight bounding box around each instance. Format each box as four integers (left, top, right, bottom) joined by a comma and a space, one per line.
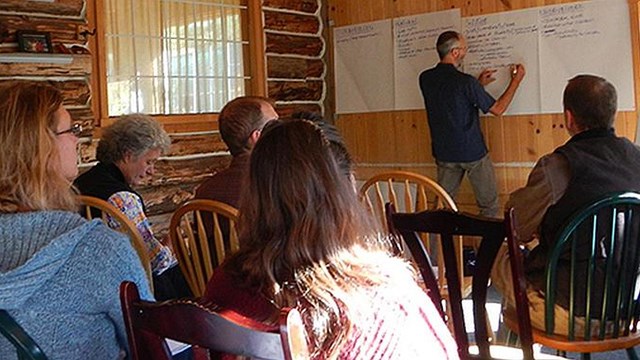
419, 63, 496, 162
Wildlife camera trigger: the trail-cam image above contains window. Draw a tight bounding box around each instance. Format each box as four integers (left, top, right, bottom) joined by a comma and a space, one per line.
92, 0, 264, 123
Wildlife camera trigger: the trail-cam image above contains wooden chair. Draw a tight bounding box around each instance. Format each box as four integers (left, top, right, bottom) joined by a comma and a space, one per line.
0, 310, 48, 360
503, 192, 640, 360
169, 199, 239, 297
360, 171, 470, 314
120, 281, 308, 360
388, 204, 562, 360
359, 170, 458, 228
77, 195, 152, 286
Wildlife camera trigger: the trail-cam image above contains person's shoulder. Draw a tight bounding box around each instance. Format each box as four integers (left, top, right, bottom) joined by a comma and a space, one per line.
195, 171, 229, 197
617, 135, 640, 150
419, 67, 435, 77
534, 151, 567, 169
459, 70, 480, 85
80, 219, 130, 246
74, 163, 126, 198
72, 163, 98, 186
419, 65, 442, 81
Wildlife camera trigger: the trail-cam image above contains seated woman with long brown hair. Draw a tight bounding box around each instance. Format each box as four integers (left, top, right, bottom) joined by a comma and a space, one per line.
204, 120, 458, 359
0, 81, 152, 359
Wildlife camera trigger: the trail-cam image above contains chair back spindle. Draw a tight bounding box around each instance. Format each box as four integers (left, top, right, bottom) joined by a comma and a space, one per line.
169, 199, 239, 297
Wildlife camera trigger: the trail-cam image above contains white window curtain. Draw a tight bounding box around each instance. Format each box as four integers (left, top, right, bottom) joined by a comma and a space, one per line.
104, 0, 248, 116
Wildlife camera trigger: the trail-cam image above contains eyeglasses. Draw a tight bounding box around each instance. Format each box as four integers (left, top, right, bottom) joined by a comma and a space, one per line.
55, 123, 83, 137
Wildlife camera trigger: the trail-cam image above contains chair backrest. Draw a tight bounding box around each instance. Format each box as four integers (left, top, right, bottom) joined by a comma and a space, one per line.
359, 170, 458, 228
388, 205, 535, 360
77, 195, 152, 286
0, 310, 48, 360
361, 171, 469, 308
169, 199, 239, 297
120, 281, 308, 360
544, 191, 640, 341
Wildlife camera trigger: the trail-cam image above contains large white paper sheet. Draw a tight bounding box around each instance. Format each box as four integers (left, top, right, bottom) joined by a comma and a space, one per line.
538, 0, 635, 112
393, 9, 461, 111
334, 20, 394, 114
463, 9, 540, 115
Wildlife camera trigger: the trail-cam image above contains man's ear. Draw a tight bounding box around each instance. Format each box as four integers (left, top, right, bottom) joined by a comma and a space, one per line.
564, 109, 578, 135
248, 129, 261, 147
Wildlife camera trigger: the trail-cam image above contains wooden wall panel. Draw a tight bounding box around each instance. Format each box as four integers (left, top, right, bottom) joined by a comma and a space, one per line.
328, 0, 640, 214
0, 0, 84, 16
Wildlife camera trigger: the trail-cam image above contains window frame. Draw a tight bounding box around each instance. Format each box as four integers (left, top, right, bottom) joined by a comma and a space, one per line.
88, 0, 266, 133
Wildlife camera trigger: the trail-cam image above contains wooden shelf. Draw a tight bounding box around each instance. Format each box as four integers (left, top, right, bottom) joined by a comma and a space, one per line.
0, 53, 74, 64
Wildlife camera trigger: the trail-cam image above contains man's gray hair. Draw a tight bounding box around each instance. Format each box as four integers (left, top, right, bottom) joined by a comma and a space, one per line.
96, 113, 171, 164
436, 31, 461, 60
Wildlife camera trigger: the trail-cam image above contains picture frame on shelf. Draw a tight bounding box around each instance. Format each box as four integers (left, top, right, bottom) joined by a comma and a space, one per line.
16, 31, 53, 53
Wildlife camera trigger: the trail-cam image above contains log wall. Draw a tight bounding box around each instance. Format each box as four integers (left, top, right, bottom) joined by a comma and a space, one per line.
265, 0, 326, 116
326, 0, 640, 214
0, 0, 328, 238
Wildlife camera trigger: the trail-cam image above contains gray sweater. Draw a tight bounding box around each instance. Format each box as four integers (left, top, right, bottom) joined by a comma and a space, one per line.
0, 210, 153, 359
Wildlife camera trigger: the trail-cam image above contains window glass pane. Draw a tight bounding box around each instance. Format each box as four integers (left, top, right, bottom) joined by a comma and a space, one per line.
106, 0, 132, 35
197, 78, 216, 113
108, 76, 135, 115
195, 5, 222, 41
196, 41, 212, 76
227, 76, 245, 100
134, 38, 162, 77
134, 1, 161, 37
107, 36, 135, 77
137, 77, 165, 114
225, 8, 242, 42
227, 42, 244, 78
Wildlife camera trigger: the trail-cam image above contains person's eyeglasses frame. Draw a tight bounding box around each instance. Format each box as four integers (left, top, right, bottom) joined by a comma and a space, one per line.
55, 123, 83, 137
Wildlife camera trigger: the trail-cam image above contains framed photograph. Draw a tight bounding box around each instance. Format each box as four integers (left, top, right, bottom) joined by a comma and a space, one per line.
16, 31, 53, 53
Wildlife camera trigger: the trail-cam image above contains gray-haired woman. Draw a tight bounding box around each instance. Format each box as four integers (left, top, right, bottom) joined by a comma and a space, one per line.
74, 114, 191, 300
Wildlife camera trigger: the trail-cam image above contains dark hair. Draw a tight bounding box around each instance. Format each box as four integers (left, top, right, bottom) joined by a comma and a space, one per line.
219, 96, 274, 156
289, 111, 354, 178
563, 75, 617, 130
436, 31, 461, 60
290, 110, 323, 123
226, 120, 401, 357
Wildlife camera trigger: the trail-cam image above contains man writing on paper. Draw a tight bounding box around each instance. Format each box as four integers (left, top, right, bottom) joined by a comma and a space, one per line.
419, 30, 525, 217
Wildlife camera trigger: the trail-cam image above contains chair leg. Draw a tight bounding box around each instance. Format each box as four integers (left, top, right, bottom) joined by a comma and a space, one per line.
627, 347, 639, 360
581, 353, 591, 360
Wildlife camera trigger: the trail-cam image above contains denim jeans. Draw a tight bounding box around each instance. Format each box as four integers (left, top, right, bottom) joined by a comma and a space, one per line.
436, 154, 499, 218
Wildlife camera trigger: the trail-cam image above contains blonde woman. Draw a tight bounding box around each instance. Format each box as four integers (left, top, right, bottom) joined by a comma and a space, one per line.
204, 120, 458, 359
0, 81, 152, 359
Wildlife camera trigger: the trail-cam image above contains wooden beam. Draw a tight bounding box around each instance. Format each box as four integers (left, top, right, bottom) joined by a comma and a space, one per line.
248, 0, 267, 97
